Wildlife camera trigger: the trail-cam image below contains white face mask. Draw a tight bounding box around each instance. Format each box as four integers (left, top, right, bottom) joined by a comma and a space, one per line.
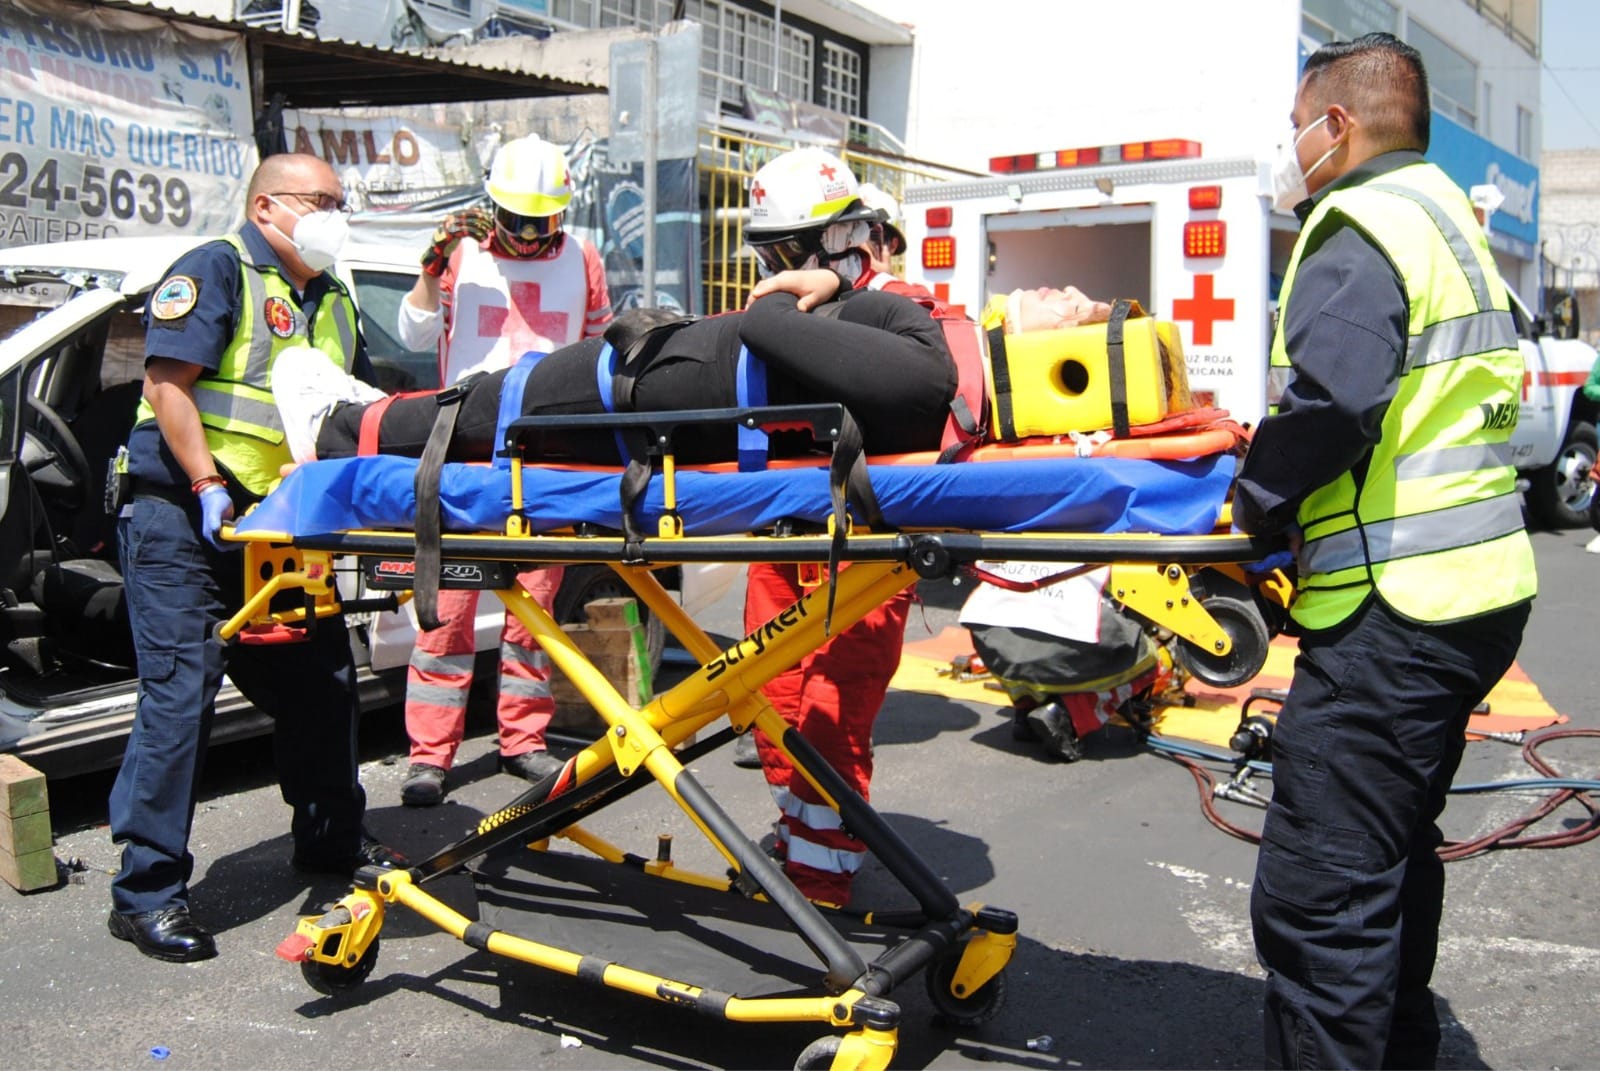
1271, 115, 1338, 212
268, 195, 349, 272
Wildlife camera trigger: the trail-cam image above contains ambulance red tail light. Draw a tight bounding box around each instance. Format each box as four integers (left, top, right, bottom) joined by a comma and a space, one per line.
925, 206, 953, 229
922, 236, 956, 271
1183, 221, 1227, 258
990, 140, 1200, 173
1188, 185, 1223, 210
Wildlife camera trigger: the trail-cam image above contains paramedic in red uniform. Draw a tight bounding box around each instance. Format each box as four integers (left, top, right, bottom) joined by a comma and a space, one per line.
736, 149, 970, 904
394, 135, 612, 805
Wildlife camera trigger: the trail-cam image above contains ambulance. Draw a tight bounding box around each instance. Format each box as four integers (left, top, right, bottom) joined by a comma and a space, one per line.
902, 138, 1600, 527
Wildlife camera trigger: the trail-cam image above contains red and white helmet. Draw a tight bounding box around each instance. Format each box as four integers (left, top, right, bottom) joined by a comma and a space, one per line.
745, 148, 879, 275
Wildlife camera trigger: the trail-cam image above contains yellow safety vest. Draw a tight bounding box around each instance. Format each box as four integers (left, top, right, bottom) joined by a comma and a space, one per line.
1271, 161, 1536, 629
135, 234, 358, 495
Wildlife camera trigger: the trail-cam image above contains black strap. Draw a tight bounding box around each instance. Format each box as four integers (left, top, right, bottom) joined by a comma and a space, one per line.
986, 324, 1015, 442
412, 376, 478, 630
1105, 299, 1133, 440
616, 430, 655, 562
821, 408, 882, 634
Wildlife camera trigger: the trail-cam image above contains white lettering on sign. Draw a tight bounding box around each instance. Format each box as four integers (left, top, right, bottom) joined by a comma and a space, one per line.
1484, 163, 1537, 226
0, 0, 256, 243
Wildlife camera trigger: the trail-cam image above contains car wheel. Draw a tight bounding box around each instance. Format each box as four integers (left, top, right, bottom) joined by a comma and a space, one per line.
1528, 419, 1598, 529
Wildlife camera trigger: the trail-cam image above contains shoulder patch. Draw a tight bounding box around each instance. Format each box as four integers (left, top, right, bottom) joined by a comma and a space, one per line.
150, 276, 200, 321
263, 295, 297, 339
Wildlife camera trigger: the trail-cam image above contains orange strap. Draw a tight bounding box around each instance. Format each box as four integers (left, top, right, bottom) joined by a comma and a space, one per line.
357, 391, 432, 456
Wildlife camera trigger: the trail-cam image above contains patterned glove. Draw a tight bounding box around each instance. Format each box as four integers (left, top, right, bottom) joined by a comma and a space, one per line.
198, 483, 237, 552
420, 207, 493, 277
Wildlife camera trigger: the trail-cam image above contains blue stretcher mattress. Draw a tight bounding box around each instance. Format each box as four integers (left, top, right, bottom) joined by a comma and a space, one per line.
235, 452, 1236, 540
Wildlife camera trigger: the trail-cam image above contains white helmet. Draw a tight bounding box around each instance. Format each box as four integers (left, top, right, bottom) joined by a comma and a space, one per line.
855, 182, 906, 255
745, 148, 878, 274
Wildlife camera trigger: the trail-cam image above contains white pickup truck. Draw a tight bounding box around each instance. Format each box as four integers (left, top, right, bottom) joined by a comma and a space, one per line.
1505, 286, 1600, 529
0, 234, 683, 776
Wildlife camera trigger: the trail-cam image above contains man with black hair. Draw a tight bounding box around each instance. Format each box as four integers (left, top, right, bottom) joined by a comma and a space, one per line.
1233, 33, 1535, 1068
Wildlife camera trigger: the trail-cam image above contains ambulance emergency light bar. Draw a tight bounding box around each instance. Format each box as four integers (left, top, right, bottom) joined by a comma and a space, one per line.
988, 139, 1202, 174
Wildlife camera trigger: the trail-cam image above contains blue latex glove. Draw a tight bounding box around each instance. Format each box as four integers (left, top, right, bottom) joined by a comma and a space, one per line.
198, 483, 237, 551
1230, 520, 1296, 575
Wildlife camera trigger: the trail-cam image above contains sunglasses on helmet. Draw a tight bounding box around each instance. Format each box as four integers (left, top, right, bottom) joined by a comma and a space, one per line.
746, 231, 827, 275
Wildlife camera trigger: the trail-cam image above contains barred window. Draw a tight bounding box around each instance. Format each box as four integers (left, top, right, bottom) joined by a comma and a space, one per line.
821, 40, 861, 116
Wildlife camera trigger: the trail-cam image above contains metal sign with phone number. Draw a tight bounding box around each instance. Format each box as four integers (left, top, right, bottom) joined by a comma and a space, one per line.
0, 0, 257, 246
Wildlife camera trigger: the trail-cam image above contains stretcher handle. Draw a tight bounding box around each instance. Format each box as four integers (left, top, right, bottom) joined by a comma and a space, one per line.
502, 403, 854, 459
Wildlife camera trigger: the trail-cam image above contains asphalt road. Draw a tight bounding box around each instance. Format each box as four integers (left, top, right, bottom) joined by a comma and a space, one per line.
3, 528, 1598, 1070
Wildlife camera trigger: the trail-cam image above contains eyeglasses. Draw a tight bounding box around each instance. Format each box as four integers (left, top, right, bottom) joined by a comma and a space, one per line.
747, 231, 826, 275
272, 191, 353, 216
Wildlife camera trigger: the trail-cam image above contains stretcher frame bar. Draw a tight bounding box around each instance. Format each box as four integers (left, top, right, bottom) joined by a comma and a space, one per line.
231, 525, 1270, 572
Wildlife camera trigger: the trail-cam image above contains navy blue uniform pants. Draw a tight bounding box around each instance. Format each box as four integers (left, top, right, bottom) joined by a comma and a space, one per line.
108, 494, 366, 915
1251, 596, 1529, 1069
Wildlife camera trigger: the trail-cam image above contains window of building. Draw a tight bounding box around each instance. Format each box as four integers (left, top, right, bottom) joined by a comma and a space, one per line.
821, 41, 861, 116
690, 0, 811, 113
1483, 80, 1492, 140
1517, 105, 1534, 159
1407, 17, 1477, 130
1301, 0, 1398, 43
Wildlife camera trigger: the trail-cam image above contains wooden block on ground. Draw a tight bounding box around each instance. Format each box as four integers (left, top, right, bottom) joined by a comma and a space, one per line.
0, 754, 48, 819
0, 844, 57, 892
0, 808, 52, 856
550, 617, 648, 735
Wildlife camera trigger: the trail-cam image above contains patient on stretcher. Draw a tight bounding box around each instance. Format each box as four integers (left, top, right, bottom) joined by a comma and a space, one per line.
279, 281, 958, 467
276, 276, 1123, 469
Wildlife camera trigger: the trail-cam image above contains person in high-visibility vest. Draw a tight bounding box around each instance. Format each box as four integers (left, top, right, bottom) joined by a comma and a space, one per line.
108, 154, 406, 964
393, 135, 611, 807
1232, 34, 1535, 1069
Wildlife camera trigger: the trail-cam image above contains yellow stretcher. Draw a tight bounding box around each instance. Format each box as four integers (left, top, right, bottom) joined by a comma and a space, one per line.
216, 406, 1283, 1070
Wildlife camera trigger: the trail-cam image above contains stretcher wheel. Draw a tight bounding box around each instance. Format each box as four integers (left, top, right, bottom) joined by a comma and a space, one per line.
300, 936, 379, 997
924, 947, 1007, 1028
793, 1035, 842, 1071
1174, 595, 1270, 689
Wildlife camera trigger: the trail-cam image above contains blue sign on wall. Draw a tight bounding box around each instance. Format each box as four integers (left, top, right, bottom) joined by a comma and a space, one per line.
1426, 113, 1539, 260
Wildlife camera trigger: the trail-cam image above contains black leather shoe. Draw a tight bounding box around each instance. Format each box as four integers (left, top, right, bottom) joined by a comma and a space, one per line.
499, 749, 567, 783
108, 906, 218, 963
1025, 701, 1084, 763
291, 833, 411, 878
731, 732, 762, 769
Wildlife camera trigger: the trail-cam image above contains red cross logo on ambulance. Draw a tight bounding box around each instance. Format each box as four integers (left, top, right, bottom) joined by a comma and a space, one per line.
1171, 273, 1234, 346
263, 296, 298, 339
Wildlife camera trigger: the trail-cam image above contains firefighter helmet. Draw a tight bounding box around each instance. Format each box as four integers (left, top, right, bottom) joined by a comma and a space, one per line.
485, 136, 573, 218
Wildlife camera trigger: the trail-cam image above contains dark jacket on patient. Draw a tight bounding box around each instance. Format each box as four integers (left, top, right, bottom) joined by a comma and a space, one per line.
318, 289, 957, 464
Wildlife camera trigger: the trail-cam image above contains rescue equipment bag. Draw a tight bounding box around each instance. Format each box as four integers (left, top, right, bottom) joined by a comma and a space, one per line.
986, 299, 1192, 442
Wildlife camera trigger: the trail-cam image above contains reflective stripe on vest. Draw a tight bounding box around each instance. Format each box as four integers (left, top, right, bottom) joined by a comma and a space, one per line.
1275, 162, 1535, 628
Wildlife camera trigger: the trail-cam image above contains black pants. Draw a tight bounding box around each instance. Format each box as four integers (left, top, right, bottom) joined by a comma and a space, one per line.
1250, 596, 1529, 1069
319, 338, 653, 465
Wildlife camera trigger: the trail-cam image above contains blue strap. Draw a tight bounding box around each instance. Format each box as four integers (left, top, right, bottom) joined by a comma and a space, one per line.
735, 344, 769, 472
592, 340, 633, 463
594, 341, 618, 412
494, 350, 546, 468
